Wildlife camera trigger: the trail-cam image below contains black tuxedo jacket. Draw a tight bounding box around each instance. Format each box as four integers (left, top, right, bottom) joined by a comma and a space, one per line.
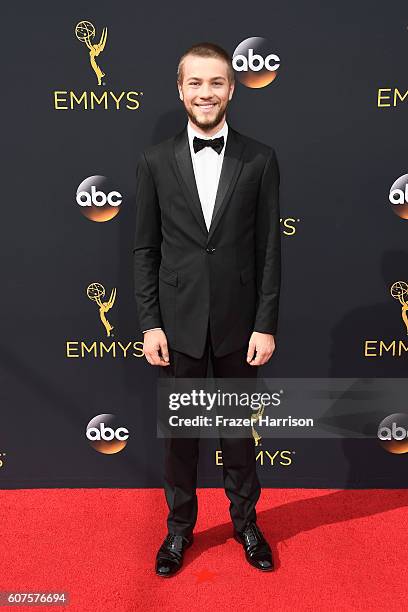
133, 123, 281, 359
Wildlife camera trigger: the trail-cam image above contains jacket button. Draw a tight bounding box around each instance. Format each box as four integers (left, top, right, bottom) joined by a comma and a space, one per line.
206, 247, 216, 254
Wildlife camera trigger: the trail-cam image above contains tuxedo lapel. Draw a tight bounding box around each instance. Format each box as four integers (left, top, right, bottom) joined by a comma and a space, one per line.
174, 126, 207, 235
208, 126, 244, 241
173, 125, 246, 241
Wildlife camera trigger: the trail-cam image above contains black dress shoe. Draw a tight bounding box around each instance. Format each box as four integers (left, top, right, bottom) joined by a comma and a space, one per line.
155, 533, 193, 577
234, 522, 274, 571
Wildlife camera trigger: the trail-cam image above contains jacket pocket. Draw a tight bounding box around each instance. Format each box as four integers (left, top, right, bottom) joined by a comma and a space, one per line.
240, 264, 255, 285
159, 265, 178, 287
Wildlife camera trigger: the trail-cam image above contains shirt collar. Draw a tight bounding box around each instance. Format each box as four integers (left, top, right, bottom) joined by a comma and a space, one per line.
187, 120, 228, 151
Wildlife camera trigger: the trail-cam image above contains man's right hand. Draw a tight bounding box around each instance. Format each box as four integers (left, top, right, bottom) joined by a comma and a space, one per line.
143, 329, 170, 366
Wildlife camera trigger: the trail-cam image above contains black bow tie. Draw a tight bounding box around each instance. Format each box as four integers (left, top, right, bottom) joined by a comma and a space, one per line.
193, 135, 225, 155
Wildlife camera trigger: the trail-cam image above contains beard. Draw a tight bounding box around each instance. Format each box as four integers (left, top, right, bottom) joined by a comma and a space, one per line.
185, 99, 229, 133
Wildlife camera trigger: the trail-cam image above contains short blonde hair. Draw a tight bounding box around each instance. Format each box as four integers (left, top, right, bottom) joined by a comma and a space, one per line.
177, 42, 234, 85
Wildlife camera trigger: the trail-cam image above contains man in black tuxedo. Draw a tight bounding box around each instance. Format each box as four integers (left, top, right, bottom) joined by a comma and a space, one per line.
133, 42, 281, 576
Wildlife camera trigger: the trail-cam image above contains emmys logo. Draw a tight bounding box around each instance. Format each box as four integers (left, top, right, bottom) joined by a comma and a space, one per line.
87, 282, 116, 337
389, 174, 408, 219
216, 449, 293, 467
86, 414, 129, 454
281, 217, 300, 236
75, 21, 107, 86
232, 37, 280, 88
65, 283, 144, 359
377, 88, 408, 108
52, 21, 142, 111
377, 413, 408, 454
76, 176, 122, 222
364, 281, 408, 357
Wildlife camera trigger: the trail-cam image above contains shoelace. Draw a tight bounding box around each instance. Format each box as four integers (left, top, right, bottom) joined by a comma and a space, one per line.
165, 534, 185, 551
243, 523, 261, 548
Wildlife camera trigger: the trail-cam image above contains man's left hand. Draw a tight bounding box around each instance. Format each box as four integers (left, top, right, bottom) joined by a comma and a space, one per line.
247, 332, 276, 366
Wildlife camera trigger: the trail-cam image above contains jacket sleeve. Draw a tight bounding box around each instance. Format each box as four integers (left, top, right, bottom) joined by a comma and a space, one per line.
132, 152, 163, 332
253, 147, 281, 335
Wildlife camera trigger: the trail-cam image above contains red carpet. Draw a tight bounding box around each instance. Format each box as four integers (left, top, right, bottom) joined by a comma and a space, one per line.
0, 488, 407, 611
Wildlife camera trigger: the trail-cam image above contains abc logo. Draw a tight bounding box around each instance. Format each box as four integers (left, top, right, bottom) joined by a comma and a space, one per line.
377, 413, 408, 454
76, 175, 122, 222
388, 174, 408, 220
232, 37, 280, 88
86, 414, 129, 454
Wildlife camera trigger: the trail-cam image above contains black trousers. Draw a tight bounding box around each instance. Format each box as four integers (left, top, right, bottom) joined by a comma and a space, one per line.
159, 323, 261, 537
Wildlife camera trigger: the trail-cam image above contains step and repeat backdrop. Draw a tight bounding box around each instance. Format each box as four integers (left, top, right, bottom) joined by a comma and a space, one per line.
2, 0, 408, 488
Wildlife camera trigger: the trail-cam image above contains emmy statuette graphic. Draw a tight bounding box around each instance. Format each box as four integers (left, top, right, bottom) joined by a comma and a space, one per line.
390, 281, 408, 335
75, 20, 108, 85
87, 283, 116, 337
251, 404, 265, 447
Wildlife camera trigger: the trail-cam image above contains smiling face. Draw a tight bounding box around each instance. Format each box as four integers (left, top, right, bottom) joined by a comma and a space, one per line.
177, 55, 235, 136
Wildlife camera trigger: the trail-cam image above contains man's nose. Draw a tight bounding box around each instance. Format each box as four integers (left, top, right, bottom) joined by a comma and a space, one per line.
199, 83, 213, 98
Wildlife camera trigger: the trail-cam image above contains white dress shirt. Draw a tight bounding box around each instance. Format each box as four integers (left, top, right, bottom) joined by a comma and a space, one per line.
143, 120, 228, 333
187, 119, 228, 231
